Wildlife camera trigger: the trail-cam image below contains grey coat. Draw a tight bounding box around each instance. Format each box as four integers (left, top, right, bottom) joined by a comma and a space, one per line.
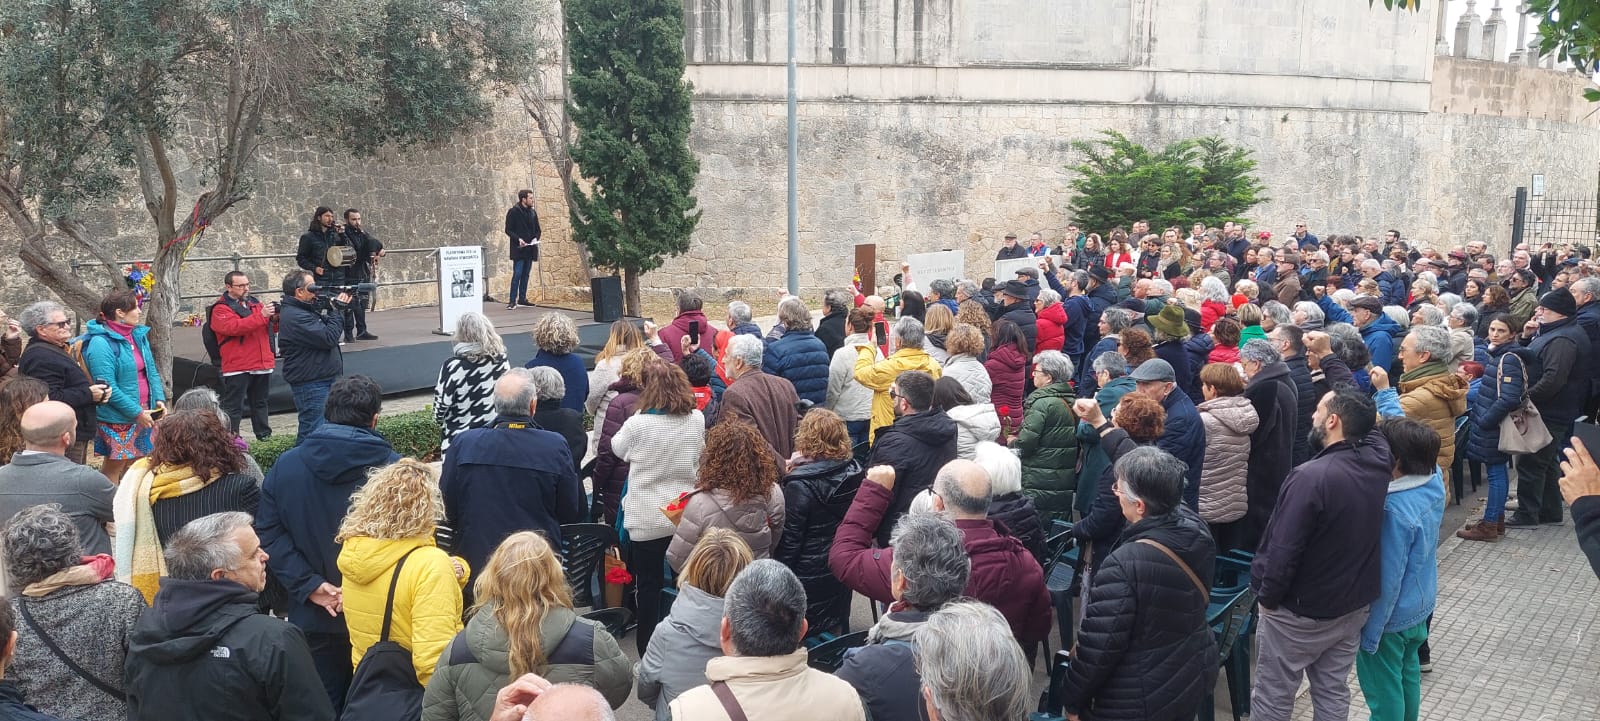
636, 583, 725, 721
0, 452, 116, 555
1196, 396, 1258, 524
666, 487, 785, 572
9, 580, 146, 721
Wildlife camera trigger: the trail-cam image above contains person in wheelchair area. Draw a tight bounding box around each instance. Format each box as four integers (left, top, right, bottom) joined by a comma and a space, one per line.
1060, 446, 1217, 721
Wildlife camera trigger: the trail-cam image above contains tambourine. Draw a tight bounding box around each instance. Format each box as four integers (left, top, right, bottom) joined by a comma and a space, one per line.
325, 245, 357, 268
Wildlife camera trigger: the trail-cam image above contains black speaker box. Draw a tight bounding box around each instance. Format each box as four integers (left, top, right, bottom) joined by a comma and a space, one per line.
591, 275, 623, 323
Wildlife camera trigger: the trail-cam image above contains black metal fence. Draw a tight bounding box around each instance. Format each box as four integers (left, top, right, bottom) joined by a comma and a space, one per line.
1511, 187, 1600, 251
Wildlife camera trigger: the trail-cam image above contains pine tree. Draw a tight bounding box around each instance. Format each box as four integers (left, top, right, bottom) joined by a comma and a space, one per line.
1067, 131, 1266, 232
566, 0, 702, 316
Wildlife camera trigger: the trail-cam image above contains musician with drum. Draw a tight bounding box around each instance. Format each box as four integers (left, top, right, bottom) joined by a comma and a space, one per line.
341, 208, 385, 341
296, 206, 357, 343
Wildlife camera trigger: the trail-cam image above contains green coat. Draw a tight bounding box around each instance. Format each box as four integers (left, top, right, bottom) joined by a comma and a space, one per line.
1014, 381, 1081, 522
1240, 323, 1267, 345
422, 604, 633, 721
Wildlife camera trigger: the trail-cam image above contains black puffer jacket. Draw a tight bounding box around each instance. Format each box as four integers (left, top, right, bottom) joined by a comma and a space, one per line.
774, 457, 865, 633
1073, 428, 1143, 573
866, 410, 958, 546
987, 492, 1047, 564
1062, 505, 1218, 721
996, 301, 1039, 351
1283, 354, 1319, 467
276, 297, 343, 384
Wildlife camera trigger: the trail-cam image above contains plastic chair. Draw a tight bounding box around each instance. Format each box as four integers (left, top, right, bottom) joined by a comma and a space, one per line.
580, 607, 634, 639
1032, 649, 1073, 720
806, 630, 869, 672
1041, 520, 1079, 653
1209, 551, 1257, 720
560, 523, 618, 609
1197, 585, 1258, 721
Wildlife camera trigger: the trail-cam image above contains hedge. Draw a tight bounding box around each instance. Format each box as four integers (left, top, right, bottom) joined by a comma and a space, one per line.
249, 408, 444, 471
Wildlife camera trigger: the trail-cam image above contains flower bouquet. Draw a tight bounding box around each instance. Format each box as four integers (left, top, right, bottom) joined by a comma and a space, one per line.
123, 262, 154, 305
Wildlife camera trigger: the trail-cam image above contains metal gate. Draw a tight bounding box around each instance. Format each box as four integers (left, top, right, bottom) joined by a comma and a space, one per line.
1511, 186, 1600, 251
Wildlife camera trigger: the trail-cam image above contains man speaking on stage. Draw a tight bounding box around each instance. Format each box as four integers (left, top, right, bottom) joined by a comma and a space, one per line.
504, 189, 542, 310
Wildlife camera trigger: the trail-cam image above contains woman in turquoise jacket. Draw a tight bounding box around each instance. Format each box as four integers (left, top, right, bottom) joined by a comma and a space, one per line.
83, 289, 166, 482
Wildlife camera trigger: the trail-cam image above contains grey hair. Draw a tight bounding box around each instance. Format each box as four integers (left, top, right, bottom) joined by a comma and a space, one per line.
164, 512, 255, 581
777, 297, 812, 331
915, 601, 1032, 721
1414, 274, 1437, 293
956, 280, 980, 299
723, 559, 807, 657
1071, 270, 1090, 292
1093, 350, 1128, 378
1113, 446, 1187, 516
972, 441, 1022, 496
453, 312, 507, 360
4, 504, 82, 589
888, 513, 970, 611
1412, 304, 1445, 327
1361, 258, 1382, 271
1332, 288, 1356, 305
523, 684, 617, 721
17, 301, 66, 339
1239, 338, 1281, 365
1262, 301, 1291, 326
1148, 279, 1173, 297
1437, 293, 1462, 309
494, 367, 540, 415
823, 288, 853, 312
1201, 276, 1229, 303
933, 465, 992, 515
1036, 288, 1060, 307
1382, 306, 1410, 330
1572, 276, 1600, 299
727, 301, 753, 325
525, 366, 566, 402
1102, 307, 1136, 333
1293, 301, 1325, 327
727, 333, 765, 370
1408, 324, 1452, 362
894, 316, 926, 347
1031, 350, 1074, 384
1449, 302, 1478, 327
928, 279, 956, 300
173, 387, 231, 428
532, 313, 580, 355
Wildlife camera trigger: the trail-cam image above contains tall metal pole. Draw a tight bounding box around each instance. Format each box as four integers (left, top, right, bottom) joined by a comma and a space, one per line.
786, 0, 799, 296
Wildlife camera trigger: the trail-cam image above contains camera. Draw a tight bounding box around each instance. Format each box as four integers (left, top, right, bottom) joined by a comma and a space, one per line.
299, 282, 376, 310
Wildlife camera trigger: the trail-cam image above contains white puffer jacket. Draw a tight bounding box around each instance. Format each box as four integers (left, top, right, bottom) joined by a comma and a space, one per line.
941, 354, 993, 405
1196, 395, 1259, 523
826, 334, 881, 422
947, 403, 1001, 460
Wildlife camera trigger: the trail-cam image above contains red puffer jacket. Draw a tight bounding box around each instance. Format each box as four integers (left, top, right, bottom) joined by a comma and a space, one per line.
1200, 299, 1230, 333
1036, 302, 1066, 353
985, 344, 1027, 441
209, 296, 275, 373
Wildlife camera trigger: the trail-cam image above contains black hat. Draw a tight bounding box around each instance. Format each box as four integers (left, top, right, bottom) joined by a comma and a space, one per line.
1088, 265, 1110, 284
1000, 279, 1031, 299
1539, 287, 1577, 317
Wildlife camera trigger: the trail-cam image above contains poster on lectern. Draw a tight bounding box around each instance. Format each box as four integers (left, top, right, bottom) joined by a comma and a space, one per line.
437, 246, 483, 334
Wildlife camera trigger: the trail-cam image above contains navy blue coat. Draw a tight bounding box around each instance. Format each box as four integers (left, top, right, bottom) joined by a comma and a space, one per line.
1078, 336, 1119, 395
440, 414, 584, 577
1284, 354, 1319, 467
256, 423, 399, 635
276, 297, 343, 385
763, 328, 831, 405
524, 350, 589, 413
1157, 389, 1206, 511
1466, 345, 1528, 464
1375, 271, 1406, 308
1154, 340, 1199, 405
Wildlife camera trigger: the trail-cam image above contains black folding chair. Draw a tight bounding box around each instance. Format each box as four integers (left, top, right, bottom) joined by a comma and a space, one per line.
561, 523, 618, 610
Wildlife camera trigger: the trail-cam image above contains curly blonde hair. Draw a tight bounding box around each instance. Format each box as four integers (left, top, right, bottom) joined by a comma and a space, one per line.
472, 531, 572, 677
793, 408, 852, 461
532, 312, 580, 355
336, 459, 443, 542
619, 346, 663, 385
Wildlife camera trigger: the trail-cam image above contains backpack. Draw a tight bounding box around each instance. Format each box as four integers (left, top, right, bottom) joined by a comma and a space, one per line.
200, 296, 250, 367
67, 334, 116, 382
341, 548, 424, 721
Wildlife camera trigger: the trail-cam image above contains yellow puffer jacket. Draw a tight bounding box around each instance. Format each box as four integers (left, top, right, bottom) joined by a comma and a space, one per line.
337, 534, 471, 686
853, 345, 942, 440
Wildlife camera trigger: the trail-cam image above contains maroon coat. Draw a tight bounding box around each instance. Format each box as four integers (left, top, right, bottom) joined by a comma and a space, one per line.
592, 378, 641, 523
828, 481, 1053, 644
659, 310, 710, 362
985, 344, 1027, 440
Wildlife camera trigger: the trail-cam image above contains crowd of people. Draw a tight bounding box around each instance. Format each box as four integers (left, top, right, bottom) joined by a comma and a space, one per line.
0, 221, 1597, 721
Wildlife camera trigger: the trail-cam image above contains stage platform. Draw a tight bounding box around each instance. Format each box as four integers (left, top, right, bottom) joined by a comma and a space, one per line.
169, 303, 635, 413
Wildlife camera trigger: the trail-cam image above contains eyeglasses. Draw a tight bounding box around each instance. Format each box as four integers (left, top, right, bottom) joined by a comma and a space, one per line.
229, 282, 251, 289
888, 389, 900, 400
41, 320, 71, 329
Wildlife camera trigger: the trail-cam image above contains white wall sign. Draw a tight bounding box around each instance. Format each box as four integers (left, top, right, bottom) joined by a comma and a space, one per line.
1531, 174, 1545, 197
437, 246, 484, 334
904, 250, 965, 292
995, 256, 1044, 281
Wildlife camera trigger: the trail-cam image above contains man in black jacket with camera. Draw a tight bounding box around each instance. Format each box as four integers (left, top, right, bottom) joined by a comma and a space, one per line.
277, 270, 349, 443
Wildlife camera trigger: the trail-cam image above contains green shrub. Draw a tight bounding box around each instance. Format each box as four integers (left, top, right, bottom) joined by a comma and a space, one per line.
249, 409, 444, 473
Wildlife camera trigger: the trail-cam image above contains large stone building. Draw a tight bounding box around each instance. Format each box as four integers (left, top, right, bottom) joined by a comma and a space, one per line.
4, 0, 1596, 311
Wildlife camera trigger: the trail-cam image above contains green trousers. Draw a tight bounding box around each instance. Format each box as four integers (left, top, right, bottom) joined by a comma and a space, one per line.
1355, 621, 1428, 721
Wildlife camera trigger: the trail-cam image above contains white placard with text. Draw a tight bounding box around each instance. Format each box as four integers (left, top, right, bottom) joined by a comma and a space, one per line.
437, 246, 484, 334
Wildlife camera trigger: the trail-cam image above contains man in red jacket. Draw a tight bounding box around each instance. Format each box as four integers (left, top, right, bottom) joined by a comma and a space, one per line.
827, 459, 1052, 645
210, 270, 277, 439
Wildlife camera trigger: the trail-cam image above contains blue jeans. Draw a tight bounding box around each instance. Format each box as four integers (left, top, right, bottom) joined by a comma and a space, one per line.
291, 379, 333, 443
509, 258, 533, 303
845, 419, 870, 448
1485, 461, 1509, 522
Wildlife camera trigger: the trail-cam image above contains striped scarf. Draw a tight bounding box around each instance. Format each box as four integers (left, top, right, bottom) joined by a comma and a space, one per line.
114, 460, 212, 602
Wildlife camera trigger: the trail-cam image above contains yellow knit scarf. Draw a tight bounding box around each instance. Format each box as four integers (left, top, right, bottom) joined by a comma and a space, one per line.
114, 460, 212, 602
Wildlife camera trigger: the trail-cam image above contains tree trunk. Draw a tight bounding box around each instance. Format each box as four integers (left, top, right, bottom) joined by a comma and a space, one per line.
623, 265, 641, 318
145, 238, 185, 398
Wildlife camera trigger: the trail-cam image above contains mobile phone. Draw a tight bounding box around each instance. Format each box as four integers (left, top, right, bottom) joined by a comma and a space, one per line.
873, 321, 888, 348
1572, 421, 1600, 457
94, 378, 108, 387
688, 320, 701, 346
148, 406, 166, 421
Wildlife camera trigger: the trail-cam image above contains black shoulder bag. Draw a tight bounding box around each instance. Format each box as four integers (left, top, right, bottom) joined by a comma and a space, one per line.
340, 548, 424, 721
17, 598, 124, 700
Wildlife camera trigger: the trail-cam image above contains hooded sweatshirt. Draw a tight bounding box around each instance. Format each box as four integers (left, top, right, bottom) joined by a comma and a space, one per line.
125, 579, 334, 721
256, 423, 400, 635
